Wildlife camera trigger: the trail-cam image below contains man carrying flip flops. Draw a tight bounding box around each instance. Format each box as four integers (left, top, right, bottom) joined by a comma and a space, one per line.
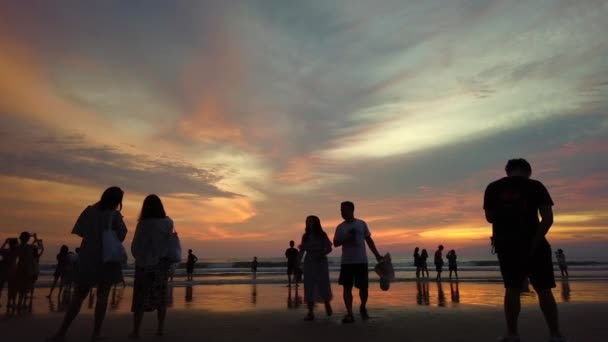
333, 201, 383, 324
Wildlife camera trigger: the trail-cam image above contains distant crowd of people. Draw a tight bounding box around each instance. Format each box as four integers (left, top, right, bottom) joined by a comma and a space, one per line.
0, 158, 569, 342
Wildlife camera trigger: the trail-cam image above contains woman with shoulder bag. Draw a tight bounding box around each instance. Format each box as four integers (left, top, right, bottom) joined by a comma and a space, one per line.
49, 187, 128, 341
129, 194, 177, 338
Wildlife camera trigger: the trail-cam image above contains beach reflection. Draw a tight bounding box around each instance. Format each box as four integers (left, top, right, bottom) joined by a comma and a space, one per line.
287, 285, 302, 309
436, 281, 446, 307
450, 281, 460, 303
416, 281, 430, 306
185, 285, 193, 304
561, 280, 571, 302
6, 280, 608, 316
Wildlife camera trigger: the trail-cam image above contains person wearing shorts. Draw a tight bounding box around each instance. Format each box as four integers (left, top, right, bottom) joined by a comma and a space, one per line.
333, 201, 382, 324
285, 241, 299, 286
484, 158, 565, 342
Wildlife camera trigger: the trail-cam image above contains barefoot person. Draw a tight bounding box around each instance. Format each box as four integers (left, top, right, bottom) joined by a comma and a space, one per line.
49, 186, 128, 341
297, 216, 333, 320
129, 194, 173, 338
447, 250, 458, 280
186, 250, 198, 281
0, 238, 18, 310
484, 159, 566, 342
555, 249, 568, 279
333, 201, 383, 323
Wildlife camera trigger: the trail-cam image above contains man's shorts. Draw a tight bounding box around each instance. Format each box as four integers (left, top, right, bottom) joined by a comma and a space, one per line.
435, 264, 443, 273
339, 263, 368, 289
287, 264, 296, 275
497, 240, 555, 291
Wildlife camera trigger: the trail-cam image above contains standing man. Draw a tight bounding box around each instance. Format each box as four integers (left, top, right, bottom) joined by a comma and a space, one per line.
285, 241, 299, 286
333, 201, 383, 324
484, 158, 566, 342
186, 249, 198, 281
434, 245, 444, 281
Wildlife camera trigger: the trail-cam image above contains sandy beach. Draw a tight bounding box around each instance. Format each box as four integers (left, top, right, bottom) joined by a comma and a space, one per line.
1, 280, 607, 341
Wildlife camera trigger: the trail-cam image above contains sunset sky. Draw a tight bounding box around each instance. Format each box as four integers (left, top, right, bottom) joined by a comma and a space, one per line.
1, 1, 607, 262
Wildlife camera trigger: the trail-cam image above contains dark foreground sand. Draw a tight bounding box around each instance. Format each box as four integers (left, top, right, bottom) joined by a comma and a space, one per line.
1, 302, 606, 342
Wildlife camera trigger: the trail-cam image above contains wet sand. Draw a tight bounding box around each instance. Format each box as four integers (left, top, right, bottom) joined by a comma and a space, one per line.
1, 280, 607, 341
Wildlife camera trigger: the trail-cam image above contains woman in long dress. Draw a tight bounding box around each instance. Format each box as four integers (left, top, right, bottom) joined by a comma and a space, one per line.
129, 194, 173, 338
298, 215, 333, 320
49, 186, 128, 341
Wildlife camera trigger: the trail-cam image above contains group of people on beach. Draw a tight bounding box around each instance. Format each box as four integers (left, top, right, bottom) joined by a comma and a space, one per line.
413, 245, 459, 281
0, 158, 568, 342
0, 232, 44, 314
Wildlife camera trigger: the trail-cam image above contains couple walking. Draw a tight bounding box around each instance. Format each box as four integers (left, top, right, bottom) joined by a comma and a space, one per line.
297, 201, 383, 323
48, 187, 176, 340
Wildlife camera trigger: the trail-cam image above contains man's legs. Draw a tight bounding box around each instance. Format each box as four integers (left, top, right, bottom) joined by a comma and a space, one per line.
504, 287, 521, 336
343, 284, 353, 315
537, 289, 562, 337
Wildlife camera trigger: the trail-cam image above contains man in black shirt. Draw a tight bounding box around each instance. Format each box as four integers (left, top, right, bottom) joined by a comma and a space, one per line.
285, 240, 299, 286
484, 159, 565, 342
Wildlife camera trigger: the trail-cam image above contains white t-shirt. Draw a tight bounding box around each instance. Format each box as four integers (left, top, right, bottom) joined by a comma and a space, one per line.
334, 219, 371, 265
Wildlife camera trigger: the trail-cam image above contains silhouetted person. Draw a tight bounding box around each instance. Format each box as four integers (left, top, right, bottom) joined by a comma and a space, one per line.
129, 194, 173, 338
555, 249, 568, 278
447, 250, 458, 280
333, 201, 383, 323
251, 257, 258, 279
48, 245, 71, 299
285, 240, 299, 286
14, 232, 43, 313
49, 186, 128, 341
413, 247, 422, 279
0, 238, 18, 310
434, 245, 444, 281
484, 159, 565, 342
186, 249, 198, 281
437, 280, 446, 307
297, 215, 333, 320
420, 249, 430, 278
450, 281, 460, 303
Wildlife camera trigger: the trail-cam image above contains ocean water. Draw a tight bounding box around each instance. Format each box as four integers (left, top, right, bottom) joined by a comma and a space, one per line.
37, 256, 608, 285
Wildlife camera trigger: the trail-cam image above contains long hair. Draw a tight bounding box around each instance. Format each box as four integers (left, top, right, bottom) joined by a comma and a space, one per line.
139, 194, 167, 220
421, 249, 428, 258
95, 186, 124, 211
301, 215, 327, 246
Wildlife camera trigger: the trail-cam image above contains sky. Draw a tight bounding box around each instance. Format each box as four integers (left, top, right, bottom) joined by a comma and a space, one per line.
1, 0, 607, 262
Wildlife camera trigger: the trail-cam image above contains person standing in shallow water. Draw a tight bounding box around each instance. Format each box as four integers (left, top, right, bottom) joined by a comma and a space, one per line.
484, 158, 566, 342
555, 249, 568, 278
49, 186, 128, 341
129, 194, 174, 338
434, 245, 444, 281
186, 250, 197, 281
447, 250, 458, 280
420, 249, 430, 278
413, 247, 422, 279
297, 215, 333, 320
251, 257, 258, 279
285, 241, 299, 286
333, 201, 383, 324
